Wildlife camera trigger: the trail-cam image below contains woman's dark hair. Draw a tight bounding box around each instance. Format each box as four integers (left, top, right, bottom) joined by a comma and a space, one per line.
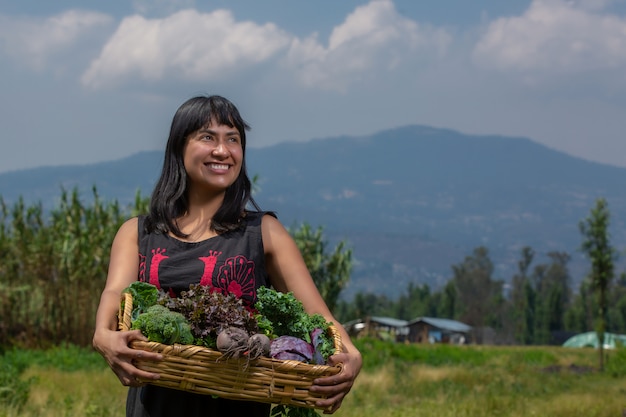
145, 95, 261, 236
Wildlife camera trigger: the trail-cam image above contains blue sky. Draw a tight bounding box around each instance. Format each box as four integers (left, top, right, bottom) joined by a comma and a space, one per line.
2, 0, 626, 173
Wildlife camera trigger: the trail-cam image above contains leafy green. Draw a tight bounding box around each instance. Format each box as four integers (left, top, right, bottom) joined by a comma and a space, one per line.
271, 404, 320, 417
131, 304, 194, 345
255, 287, 330, 342
160, 284, 259, 348
122, 281, 159, 321
254, 287, 336, 364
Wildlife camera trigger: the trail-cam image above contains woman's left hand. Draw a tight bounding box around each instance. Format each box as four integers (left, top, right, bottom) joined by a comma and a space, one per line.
309, 349, 363, 414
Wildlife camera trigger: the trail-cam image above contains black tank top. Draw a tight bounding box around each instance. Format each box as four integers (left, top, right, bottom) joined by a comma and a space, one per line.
137, 211, 270, 308
127, 211, 272, 417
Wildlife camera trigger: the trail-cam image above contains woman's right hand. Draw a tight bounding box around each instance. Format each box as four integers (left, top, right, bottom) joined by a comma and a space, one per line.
93, 328, 162, 387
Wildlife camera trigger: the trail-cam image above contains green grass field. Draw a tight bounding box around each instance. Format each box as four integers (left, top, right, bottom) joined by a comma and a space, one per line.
2, 340, 626, 417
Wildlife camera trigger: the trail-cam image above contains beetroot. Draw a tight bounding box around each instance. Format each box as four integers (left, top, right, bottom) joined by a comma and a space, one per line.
246, 333, 271, 360
270, 335, 314, 363
216, 327, 250, 359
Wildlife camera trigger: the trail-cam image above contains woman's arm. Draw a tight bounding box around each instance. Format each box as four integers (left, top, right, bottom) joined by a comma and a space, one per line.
92, 217, 161, 386
261, 214, 362, 414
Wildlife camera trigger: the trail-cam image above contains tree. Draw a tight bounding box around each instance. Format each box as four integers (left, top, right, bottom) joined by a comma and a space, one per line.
394, 282, 438, 320
438, 281, 458, 319
532, 252, 572, 344
565, 278, 594, 333
579, 197, 616, 371
510, 247, 536, 344
450, 246, 503, 331
607, 273, 626, 334
291, 223, 352, 312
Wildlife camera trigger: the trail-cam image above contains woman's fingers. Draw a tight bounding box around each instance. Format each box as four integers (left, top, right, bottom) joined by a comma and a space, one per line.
115, 354, 161, 386
309, 351, 361, 413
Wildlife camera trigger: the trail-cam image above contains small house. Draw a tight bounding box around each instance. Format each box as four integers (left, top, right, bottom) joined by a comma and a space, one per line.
344, 316, 409, 342
407, 317, 472, 344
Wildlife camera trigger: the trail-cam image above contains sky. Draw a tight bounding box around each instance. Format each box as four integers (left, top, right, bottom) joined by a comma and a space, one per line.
2, 0, 626, 174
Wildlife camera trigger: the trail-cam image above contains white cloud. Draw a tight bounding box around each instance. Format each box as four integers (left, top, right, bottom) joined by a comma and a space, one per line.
0, 10, 114, 70
473, 0, 626, 76
82, 0, 452, 93
284, 0, 452, 91
81, 9, 291, 89
567, 0, 616, 11
132, 0, 196, 16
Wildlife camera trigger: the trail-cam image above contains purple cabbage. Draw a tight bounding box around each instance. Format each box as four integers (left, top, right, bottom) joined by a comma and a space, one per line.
310, 328, 326, 365
270, 335, 314, 363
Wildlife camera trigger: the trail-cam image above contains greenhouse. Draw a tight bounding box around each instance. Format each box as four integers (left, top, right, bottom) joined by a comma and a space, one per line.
562, 331, 626, 349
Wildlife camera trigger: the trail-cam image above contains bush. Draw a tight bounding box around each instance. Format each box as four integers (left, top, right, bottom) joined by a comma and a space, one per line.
0, 358, 33, 411
605, 347, 626, 377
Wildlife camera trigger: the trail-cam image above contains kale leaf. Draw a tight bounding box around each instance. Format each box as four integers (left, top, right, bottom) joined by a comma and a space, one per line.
254, 287, 336, 363
122, 281, 159, 321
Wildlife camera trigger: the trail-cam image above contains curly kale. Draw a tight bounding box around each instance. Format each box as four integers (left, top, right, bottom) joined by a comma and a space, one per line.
254, 287, 336, 362
122, 281, 160, 321
132, 304, 194, 345
254, 287, 331, 342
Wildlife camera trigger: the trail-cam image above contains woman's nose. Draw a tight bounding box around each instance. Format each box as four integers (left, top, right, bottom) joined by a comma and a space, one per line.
212, 142, 229, 156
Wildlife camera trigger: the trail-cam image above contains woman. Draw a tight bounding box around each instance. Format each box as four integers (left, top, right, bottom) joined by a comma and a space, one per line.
92, 95, 362, 416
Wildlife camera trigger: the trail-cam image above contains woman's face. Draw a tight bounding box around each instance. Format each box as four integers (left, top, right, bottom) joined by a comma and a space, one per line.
183, 120, 243, 194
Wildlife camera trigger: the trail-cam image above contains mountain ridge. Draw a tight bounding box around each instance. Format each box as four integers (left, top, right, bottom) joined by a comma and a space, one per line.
2, 124, 625, 299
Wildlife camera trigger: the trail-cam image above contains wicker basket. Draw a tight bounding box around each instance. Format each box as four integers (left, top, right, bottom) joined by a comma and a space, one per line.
118, 292, 344, 410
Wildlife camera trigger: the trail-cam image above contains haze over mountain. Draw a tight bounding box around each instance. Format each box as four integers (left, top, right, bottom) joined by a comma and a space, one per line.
2, 125, 626, 299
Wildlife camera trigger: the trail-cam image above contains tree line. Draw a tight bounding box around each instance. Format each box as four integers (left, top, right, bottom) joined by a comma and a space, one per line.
0, 187, 617, 351
336, 198, 620, 351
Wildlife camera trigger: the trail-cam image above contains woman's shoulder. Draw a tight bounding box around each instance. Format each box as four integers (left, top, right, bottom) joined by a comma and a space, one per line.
119, 216, 140, 232
244, 210, 277, 224
110, 216, 140, 247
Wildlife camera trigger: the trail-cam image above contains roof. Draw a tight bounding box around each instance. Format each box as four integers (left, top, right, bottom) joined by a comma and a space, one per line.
369, 316, 409, 328
408, 317, 472, 333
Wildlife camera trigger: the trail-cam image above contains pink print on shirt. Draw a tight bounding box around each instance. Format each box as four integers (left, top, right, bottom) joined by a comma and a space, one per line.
199, 250, 223, 286
138, 253, 147, 282
149, 248, 169, 289
215, 255, 255, 300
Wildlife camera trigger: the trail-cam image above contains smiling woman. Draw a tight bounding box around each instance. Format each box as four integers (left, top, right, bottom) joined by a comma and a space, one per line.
91, 94, 363, 417
183, 122, 244, 201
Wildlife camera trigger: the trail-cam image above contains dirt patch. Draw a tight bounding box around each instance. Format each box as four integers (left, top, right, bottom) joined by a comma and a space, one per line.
540, 363, 595, 374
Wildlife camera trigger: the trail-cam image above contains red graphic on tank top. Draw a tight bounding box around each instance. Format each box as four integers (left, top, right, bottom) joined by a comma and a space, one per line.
198, 250, 223, 286
149, 248, 168, 289
138, 253, 146, 282
215, 255, 255, 300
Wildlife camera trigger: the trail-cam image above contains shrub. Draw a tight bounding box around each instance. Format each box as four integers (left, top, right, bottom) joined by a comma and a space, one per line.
0, 358, 33, 411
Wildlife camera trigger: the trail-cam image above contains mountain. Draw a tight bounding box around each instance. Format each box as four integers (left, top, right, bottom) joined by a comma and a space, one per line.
2, 125, 626, 299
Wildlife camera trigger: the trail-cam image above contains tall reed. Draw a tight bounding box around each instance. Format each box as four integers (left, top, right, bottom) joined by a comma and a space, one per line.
0, 187, 148, 348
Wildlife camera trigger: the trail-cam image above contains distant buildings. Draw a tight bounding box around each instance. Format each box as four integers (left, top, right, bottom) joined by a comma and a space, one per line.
345, 316, 472, 344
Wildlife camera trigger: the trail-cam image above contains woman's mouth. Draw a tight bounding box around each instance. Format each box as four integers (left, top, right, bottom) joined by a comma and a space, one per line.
206, 163, 229, 170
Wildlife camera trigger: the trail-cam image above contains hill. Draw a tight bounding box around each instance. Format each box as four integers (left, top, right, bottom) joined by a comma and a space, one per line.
2, 125, 626, 299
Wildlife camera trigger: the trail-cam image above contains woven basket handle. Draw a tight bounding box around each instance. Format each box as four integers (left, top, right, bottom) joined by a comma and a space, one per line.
329, 324, 346, 354
118, 292, 134, 331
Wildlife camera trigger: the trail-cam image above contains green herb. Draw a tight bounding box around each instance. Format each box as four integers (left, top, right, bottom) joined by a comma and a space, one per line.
271, 404, 320, 417
122, 281, 159, 321
254, 287, 335, 361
